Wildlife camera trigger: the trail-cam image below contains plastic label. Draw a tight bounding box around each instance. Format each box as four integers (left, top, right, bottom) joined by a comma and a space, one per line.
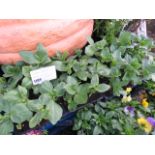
30, 66, 57, 85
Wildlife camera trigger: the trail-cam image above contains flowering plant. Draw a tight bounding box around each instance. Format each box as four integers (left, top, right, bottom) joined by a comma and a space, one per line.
0, 20, 155, 135
73, 86, 155, 135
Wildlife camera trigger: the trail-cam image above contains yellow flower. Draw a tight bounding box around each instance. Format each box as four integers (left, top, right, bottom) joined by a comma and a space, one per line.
141, 98, 149, 108
122, 95, 132, 103
137, 118, 152, 133
126, 87, 132, 94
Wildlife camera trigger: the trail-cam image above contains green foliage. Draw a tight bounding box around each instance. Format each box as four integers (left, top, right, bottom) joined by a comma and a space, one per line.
20, 43, 51, 65
73, 97, 155, 135
46, 101, 63, 125
93, 19, 130, 43
0, 20, 155, 134
0, 42, 112, 134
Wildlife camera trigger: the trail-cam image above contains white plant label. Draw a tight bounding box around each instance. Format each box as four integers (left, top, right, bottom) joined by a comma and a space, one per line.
30, 66, 57, 85
137, 20, 147, 37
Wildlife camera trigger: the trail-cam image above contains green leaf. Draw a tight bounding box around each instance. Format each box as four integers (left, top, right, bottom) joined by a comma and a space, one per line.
95, 84, 111, 93
100, 48, 112, 62
22, 77, 33, 89
88, 58, 99, 64
39, 81, 53, 94
0, 78, 6, 94
95, 104, 104, 113
82, 111, 92, 121
1, 65, 13, 77
119, 31, 132, 46
0, 100, 3, 112
0, 120, 14, 135
72, 61, 81, 72
19, 51, 39, 64
140, 38, 154, 48
29, 112, 43, 128
93, 125, 103, 135
64, 84, 76, 95
91, 74, 99, 87
38, 94, 51, 106
73, 120, 82, 130
96, 63, 111, 76
54, 82, 65, 97
112, 49, 123, 62
22, 66, 31, 77
55, 51, 69, 61
105, 111, 115, 119
87, 36, 94, 45
68, 100, 77, 111
53, 61, 66, 71
110, 67, 121, 77
18, 86, 28, 99
34, 44, 51, 64
2, 72, 23, 89
5, 75, 23, 90
46, 101, 63, 125
66, 76, 78, 85
2, 65, 21, 77
0, 101, 14, 113
95, 39, 107, 49
27, 100, 43, 112
10, 104, 32, 124
85, 45, 96, 56
76, 71, 88, 81
3, 90, 21, 102
74, 85, 88, 105
111, 78, 123, 96
112, 119, 122, 131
